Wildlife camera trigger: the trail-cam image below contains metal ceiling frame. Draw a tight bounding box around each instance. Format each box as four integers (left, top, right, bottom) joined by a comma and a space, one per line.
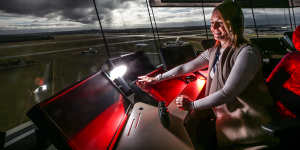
150, 0, 300, 8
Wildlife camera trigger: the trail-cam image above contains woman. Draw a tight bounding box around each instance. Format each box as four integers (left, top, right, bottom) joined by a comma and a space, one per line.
138, 1, 278, 149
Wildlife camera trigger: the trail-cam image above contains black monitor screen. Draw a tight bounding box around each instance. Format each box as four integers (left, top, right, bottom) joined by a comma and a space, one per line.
109, 51, 156, 83
28, 72, 129, 150
160, 44, 196, 70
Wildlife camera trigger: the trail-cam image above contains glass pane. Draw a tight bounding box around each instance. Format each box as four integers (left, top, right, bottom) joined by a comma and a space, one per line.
293, 7, 300, 29
254, 8, 291, 36
150, 7, 214, 53
243, 8, 256, 38
242, 8, 292, 39
94, 0, 163, 66
0, 0, 106, 131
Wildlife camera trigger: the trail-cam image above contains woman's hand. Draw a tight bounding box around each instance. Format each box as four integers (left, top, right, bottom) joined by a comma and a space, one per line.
175, 95, 194, 111
137, 75, 159, 84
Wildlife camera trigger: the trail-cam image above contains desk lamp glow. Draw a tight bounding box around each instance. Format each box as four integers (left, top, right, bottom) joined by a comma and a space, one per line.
109, 65, 127, 80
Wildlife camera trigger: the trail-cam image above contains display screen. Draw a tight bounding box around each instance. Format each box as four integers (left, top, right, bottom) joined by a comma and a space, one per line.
160, 44, 196, 70
109, 51, 156, 83
31, 72, 130, 150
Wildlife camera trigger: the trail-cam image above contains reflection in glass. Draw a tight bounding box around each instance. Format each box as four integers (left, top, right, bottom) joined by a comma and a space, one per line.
0, 0, 105, 132
95, 0, 161, 65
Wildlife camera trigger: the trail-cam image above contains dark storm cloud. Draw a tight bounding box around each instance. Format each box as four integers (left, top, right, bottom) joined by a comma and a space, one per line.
0, 0, 137, 24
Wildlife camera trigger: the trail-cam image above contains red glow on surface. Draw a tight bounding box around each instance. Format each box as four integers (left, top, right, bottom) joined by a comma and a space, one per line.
282, 55, 300, 96
151, 79, 187, 105
197, 78, 206, 92
180, 78, 206, 101
138, 68, 208, 106
266, 51, 300, 118
266, 57, 283, 83
267, 52, 300, 96
107, 114, 128, 150
41, 72, 100, 107
137, 78, 187, 106
35, 77, 44, 86
276, 101, 296, 119
136, 66, 187, 105
68, 96, 127, 150
293, 25, 300, 51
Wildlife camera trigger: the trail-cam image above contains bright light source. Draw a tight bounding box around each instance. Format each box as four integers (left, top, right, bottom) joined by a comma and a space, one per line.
196, 79, 206, 91
33, 84, 48, 94
33, 88, 39, 94
110, 65, 127, 80
41, 85, 48, 91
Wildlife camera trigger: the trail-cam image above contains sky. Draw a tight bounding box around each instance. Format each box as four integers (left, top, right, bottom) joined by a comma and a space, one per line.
0, 0, 299, 34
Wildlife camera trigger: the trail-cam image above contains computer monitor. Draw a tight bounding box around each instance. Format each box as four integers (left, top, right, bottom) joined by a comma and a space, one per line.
108, 51, 156, 83
28, 71, 130, 150
160, 43, 196, 70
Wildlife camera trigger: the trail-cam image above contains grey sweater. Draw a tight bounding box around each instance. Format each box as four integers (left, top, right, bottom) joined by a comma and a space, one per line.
158, 44, 277, 146
159, 45, 260, 110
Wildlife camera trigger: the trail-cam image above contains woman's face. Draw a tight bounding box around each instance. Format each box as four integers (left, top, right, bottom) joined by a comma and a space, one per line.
210, 10, 230, 45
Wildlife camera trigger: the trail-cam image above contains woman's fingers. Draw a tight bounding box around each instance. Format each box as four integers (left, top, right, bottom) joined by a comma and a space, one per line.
137, 76, 147, 81
137, 76, 155, 83
175, 95, 184, 109
175, 95, 191, 110
137, 76, 147, 80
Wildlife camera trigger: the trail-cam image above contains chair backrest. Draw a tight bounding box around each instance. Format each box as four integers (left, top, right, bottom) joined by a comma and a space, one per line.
201, 39, 215, 50
250, 38, 287, 55
250, 38, 289, 78
266, 52, 300, 119
281, 32, 296, 51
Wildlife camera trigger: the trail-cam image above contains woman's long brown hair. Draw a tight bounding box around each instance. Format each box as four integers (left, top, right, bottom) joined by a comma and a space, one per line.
213, 1, 248, 48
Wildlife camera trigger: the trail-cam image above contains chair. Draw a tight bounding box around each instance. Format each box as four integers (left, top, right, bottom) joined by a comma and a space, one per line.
262, 30, 300, 148
266, 50, 300, 119
262, 36, 300, 148
160, 41, 196, 70
201, 39, 215, 50
250, 38, 288, 78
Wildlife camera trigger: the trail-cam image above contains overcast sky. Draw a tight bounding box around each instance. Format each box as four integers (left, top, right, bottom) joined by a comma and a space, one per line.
0, 0, 299, 34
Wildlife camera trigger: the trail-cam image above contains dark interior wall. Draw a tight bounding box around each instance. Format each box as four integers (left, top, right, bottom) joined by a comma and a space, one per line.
0, 132, 4, 149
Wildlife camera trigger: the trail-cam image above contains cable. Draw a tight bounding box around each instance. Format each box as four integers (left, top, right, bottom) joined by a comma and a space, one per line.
145, 0, 159, 50
284, 8, 289, 31
201, 0, 209, 40
150, 6, 162, 47
291, 0, 297, 29
92, 0, 111, 58
146, 0, 165, 68
287, 2, 294, 31
249, 0, 259, 38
